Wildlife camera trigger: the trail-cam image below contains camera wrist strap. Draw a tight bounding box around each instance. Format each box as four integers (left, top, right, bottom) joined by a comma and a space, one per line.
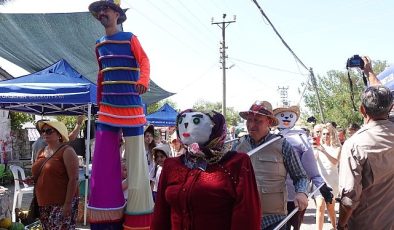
347, 71, 358, 112
362, 72, 368, 86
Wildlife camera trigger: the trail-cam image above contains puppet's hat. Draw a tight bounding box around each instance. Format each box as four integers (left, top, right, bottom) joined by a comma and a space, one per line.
273, 105, 301, 120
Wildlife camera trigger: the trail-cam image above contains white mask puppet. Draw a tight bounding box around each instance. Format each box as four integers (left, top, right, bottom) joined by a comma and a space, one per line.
273, 106, 300, 131
177, 111, 213, 146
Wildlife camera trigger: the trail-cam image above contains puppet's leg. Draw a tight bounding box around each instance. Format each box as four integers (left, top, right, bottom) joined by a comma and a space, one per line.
88, 124, 125, 229
123, 127, 154, 230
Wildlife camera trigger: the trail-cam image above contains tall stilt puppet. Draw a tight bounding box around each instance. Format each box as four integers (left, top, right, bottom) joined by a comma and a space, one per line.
88, 1, 154, 229
272, 106, 333, 230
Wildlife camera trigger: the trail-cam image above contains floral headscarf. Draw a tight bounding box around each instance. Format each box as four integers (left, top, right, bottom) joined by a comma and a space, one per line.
176, 109, 227, 170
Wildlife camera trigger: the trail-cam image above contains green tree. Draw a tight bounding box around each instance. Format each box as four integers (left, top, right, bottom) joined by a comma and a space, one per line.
303, 60, 387, 128
192, 100, 241, 126
9, 112, 34, 130
147, 99, 178, 114
56, 115, 79, 131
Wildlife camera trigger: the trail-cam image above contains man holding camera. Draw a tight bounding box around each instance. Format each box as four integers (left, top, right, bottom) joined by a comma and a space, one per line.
337, 85, 394, 229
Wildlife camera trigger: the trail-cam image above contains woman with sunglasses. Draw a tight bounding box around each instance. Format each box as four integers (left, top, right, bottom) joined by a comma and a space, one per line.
31, 120, 79, 229
313, 123, 341, 230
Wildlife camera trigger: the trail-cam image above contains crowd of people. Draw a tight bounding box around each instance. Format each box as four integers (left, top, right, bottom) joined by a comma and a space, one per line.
21, 72, 392, 230
15, 0, 393, 229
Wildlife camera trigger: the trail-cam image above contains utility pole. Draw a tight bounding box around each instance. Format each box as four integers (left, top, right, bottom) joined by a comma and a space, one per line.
309, 68, 325, 123
212, 14, 236, 118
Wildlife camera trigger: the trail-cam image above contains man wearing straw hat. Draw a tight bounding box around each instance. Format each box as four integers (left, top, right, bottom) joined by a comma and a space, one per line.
88, 0, 153, 229
235, 101, 309, 230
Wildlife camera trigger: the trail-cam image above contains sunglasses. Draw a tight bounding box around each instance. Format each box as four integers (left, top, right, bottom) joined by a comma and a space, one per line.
40, 128, 55, 135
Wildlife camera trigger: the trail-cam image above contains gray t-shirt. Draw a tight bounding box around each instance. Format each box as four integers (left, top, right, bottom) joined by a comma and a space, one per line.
31, 137, 47, 163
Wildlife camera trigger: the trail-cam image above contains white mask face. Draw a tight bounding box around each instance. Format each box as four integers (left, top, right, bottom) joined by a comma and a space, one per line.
177, 111, 213, 145
275, 111, 298, 129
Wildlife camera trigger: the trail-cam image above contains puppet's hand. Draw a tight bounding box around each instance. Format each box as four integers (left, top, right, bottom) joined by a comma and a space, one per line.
135, 84, 147, 94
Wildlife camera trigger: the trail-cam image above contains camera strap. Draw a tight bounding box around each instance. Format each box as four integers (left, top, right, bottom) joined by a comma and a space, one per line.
347, 71, 358, 112
362, 72, 368, 86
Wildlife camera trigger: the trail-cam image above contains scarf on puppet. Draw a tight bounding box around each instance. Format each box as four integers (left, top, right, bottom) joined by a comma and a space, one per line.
176, 109, 227, 170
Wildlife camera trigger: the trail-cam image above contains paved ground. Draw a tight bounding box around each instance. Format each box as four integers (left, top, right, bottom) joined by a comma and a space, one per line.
2, 183, 337, 229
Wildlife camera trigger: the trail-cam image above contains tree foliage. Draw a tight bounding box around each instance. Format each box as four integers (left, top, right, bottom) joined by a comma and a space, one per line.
56, 115, 79, 131
9, 112, 34, 130
192, 100, 241, 126
303, 60, 387, 128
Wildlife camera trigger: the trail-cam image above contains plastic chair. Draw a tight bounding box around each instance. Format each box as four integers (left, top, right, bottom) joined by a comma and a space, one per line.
9, 164, 34, 222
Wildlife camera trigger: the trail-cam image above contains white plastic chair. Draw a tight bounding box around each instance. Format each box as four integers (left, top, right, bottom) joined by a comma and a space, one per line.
9, 164, 34, 222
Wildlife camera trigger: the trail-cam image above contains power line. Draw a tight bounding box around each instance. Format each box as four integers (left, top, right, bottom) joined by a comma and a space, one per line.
123, 0, 214, 57
251, 0, 325, 121
171, 62, 218, 93
250, 0, 309, 71
229, 57, 308, 76
175, 0, 219, 39
144, 0, 214, 49
126, 5, 207, 58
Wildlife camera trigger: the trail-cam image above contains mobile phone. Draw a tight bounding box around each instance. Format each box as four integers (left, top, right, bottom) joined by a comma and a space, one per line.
313, 136, 320, 146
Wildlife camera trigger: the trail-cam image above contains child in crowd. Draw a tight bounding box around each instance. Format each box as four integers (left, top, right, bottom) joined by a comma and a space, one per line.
149, 144, 171, 201
121, 159, 128, 200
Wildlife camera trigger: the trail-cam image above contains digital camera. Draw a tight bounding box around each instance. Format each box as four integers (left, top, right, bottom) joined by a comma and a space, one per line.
346, 55, 364, 69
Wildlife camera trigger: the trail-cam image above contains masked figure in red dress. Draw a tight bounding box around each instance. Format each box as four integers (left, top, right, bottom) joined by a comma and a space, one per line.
151, 109, 261, 230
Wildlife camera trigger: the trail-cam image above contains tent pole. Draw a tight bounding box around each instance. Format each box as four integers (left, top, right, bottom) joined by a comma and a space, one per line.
83, 103, 92, 225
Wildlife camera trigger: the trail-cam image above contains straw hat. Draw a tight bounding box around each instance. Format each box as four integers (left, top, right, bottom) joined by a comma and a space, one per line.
239, 101, 279, 127
89, 0, 127, 24
37, 120, 69, 142
273, 105, 301, 121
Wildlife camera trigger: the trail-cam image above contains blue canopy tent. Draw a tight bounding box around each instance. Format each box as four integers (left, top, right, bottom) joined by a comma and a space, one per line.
0, 59, 97, 115
377, 65, 394, 91
146, 103, 178, 127
0, 59, 96, 224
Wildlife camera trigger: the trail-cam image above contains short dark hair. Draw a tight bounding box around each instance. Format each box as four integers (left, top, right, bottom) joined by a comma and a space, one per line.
348, 123, 361, 131
361, 86, 393, 118
328, 121, 337, 129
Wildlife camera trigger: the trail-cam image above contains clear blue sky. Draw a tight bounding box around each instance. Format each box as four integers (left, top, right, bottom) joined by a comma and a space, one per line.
0, 0, 392, 112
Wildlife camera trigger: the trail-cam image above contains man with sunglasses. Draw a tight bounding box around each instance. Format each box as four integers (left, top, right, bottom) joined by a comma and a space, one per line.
337, 85, 394, 229
88, 1, 153, 229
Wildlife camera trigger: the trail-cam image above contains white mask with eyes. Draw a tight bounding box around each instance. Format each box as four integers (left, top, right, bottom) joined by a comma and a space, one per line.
275, 111, 298, 130
177, 111, 213, 146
